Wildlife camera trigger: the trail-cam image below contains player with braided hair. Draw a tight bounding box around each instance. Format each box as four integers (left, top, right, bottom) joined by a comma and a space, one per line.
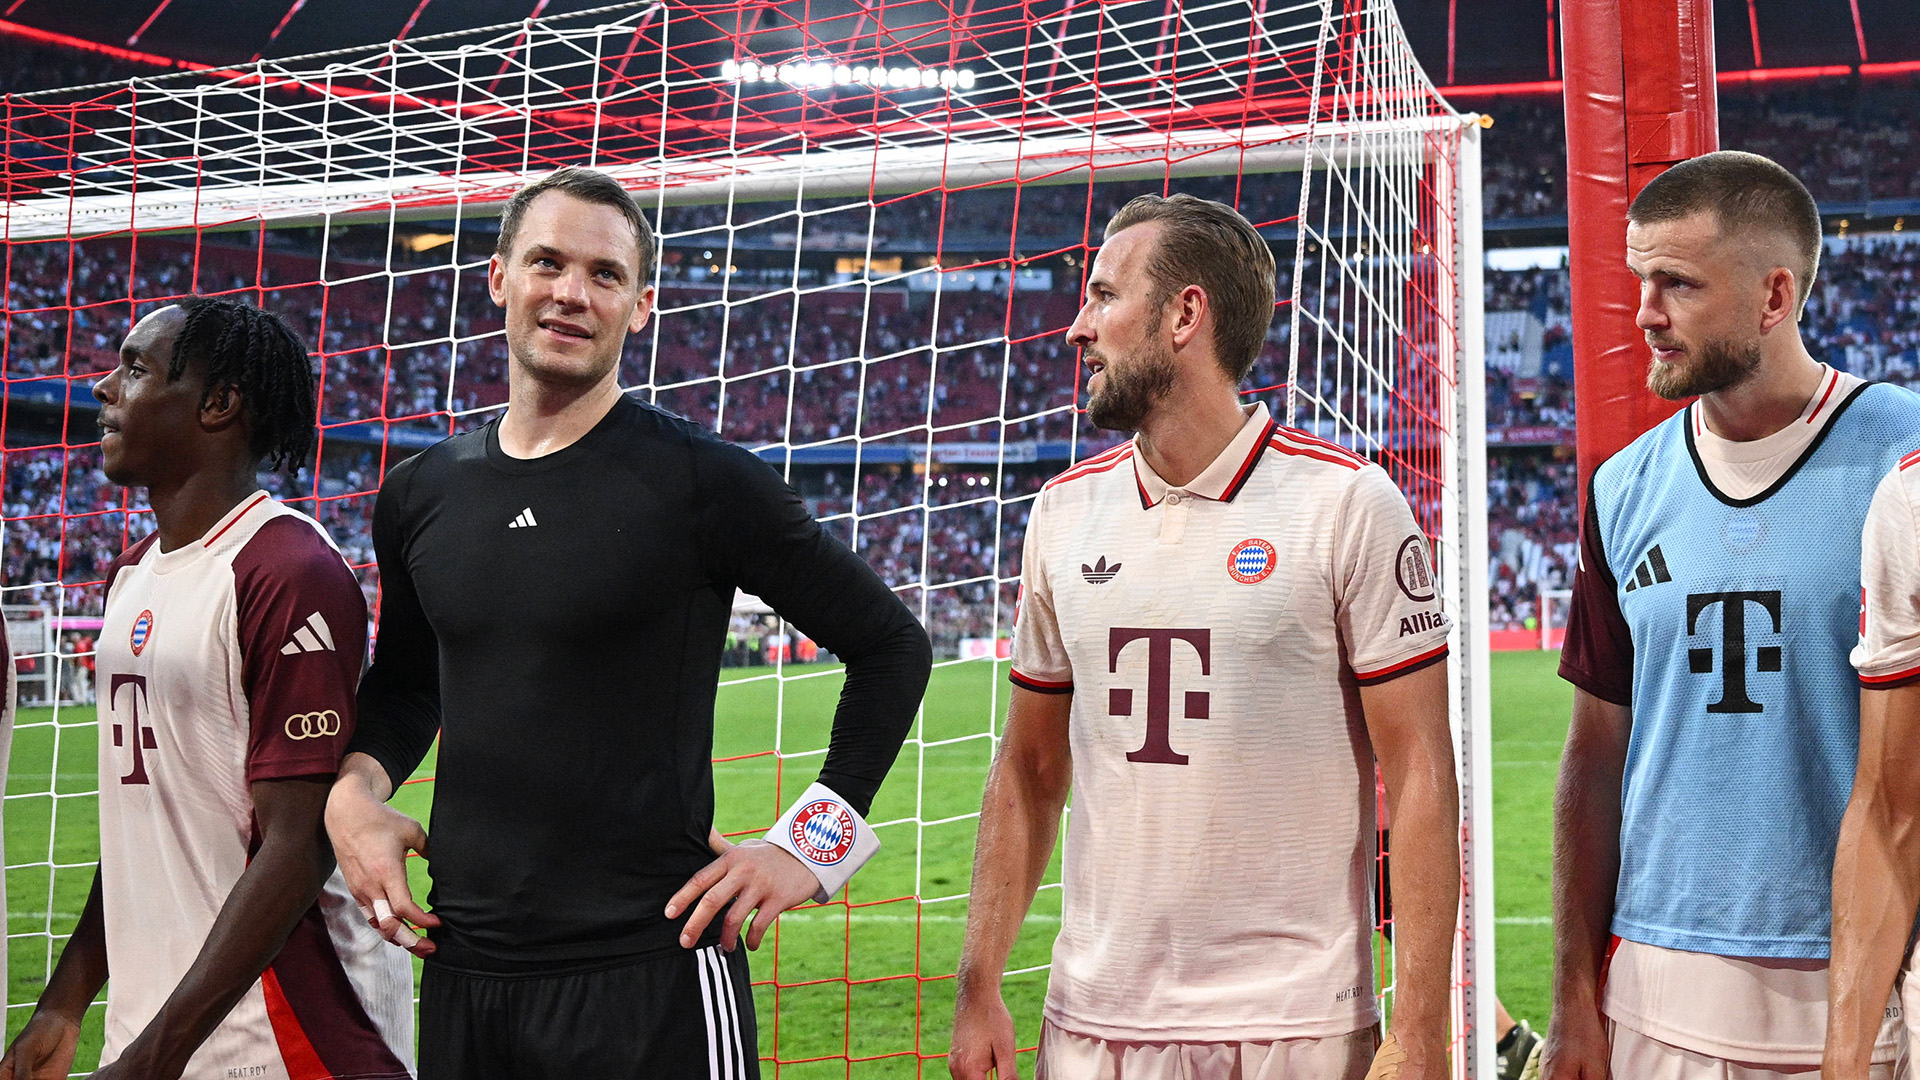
0, 299, 413, 1080
168, 296, 318, 473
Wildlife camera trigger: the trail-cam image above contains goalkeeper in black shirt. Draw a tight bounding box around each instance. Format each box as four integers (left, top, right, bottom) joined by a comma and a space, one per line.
323, 167, 932, 1079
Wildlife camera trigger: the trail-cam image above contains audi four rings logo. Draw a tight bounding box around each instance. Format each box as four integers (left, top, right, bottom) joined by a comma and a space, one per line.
285, 710, 343, 740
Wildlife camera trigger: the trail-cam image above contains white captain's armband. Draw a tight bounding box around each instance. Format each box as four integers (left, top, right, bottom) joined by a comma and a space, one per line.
766, 782, 880, 903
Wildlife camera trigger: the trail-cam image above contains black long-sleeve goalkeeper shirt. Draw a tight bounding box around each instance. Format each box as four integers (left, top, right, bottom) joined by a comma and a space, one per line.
349, 395, 931, 972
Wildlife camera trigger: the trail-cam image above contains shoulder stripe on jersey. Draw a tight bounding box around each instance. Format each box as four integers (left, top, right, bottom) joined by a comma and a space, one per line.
1267, 434, 1364, 472
1010, 670, 1074, 695
1861, 664, 1920, 689
1899, 446, 1920, 472
1043, 443, 1135, 492
1057, 440, 1133, 476
1270, 426, 1370, 466
1353, 642, 1449, 685
1807, 366, 1841, 423
205, 493, 272, 548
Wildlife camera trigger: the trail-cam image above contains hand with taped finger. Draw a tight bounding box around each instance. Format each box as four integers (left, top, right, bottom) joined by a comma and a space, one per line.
666, 839, 820, 952
326, 752, 439, 957
1365, 1033, 1409, 1080
1367, 1031, 1450, 1080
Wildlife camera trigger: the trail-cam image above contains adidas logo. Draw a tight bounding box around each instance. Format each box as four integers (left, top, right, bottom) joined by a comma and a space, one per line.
1081, 556, 1122, 584
280, 612, 336, 655
508, 508, 539, 529
1623, 545, 1672, 592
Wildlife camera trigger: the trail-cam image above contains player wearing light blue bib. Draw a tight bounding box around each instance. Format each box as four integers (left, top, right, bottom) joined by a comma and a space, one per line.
1547, 152, 1920, 1080
1588, 381, 1920, 954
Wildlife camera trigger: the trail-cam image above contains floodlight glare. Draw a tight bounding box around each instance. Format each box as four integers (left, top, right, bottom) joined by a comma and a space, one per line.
718, 58, 979, 93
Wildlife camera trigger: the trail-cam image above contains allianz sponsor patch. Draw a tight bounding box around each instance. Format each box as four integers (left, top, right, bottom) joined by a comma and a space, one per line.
1227, 538, 1276, 584
1399, 610, 1446, 637
790, 799, 857, 866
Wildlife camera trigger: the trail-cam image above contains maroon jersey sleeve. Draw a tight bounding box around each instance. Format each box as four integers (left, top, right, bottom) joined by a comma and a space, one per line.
232, 515, 369, 782
1558, 484, 1634, 706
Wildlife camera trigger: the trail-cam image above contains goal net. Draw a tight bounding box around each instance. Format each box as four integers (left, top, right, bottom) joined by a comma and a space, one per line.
0, 0, 1490, 1073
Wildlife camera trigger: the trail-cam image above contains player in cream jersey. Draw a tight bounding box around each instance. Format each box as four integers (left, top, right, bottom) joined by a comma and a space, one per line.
952, 195, 1460, 1080
92, 495, 413, 1079
1, 299, 410, 1080
1826, 447, 1920, 1077
1012, 401, 1451, 1040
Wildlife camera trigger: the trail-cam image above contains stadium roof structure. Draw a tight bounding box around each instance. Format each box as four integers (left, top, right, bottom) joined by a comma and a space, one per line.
0, 0, 1916, 95
0, 0, 1473, 241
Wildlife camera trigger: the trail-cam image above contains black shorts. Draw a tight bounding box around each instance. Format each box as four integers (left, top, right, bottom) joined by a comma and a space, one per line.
419, 945, 758, 1080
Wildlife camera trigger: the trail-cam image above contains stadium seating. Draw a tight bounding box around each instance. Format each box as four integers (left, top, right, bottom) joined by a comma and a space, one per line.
8, 42, 1920, 643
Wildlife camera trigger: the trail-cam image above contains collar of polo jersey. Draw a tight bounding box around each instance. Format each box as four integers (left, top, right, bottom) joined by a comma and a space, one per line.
1133, 401, 1278, 510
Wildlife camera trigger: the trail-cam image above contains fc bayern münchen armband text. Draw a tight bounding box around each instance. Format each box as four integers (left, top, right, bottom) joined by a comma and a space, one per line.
766, 782, 880, 903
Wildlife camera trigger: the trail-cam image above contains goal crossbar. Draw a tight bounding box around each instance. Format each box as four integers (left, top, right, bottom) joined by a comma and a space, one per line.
1, 116, 1466, 241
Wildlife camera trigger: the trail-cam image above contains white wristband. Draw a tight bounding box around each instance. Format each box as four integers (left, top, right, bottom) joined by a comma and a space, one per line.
766, 782, 880, 903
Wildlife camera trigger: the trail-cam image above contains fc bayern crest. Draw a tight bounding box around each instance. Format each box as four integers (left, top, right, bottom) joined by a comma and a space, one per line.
130, 610, 154, 656
1228, 538, 1277, 584
790, 800, 857, 865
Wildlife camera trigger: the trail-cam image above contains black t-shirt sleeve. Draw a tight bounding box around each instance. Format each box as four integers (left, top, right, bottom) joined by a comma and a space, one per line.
1559, 480, 1634, 706
697, 441, 931, 817
349, 460, 446, 791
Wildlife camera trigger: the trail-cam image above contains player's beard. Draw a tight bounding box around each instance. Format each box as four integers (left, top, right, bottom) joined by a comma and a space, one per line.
1087, 341, 1178, 432
1646, 335, 1762, 401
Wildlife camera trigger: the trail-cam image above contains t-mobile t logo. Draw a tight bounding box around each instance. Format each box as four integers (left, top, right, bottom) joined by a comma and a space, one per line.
109, 673, 157, 785
1685, 590, 1783, 714
1108, 627, 1210, 765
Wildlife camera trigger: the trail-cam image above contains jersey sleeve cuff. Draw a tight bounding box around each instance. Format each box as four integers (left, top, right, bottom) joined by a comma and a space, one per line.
766, 782, 880, 904
1352, 643, 1448, 686
245, 760, 342, 784
1557, 658, 1633, 707
1009, 669, 1073, 695
1860, 662, 1920, 689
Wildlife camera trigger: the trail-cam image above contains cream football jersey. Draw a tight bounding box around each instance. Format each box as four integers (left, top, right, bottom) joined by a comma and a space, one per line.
1856, 449, 1920, 690
95, 492, 412, 1080
1010, 402, 1451, 1041
1853, 448, 1920, 1045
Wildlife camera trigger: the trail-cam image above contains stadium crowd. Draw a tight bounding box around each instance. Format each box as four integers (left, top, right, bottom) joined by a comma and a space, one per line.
1465, 78, 1920, 220
13, 234, 1920, 642
10, 60, 1920, 649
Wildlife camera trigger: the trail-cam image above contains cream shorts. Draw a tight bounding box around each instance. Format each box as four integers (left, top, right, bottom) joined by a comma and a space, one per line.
1035, 1019, 1378, 1080
1608, 1020, 1907, 1080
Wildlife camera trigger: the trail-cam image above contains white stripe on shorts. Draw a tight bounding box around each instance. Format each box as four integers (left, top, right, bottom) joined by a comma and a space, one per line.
713, 947, 748, 1075
698, 945, 747, 1080
697, 945, 726, 1080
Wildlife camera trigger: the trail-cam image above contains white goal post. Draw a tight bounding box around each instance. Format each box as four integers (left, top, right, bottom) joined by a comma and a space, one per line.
1540, 588, 1574, 651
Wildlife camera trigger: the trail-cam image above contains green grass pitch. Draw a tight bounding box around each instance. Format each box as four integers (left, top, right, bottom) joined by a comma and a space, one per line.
3, 650, 1566, 1072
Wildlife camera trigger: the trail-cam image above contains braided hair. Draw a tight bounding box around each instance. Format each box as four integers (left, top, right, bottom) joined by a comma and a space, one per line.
166, 297, 317, 473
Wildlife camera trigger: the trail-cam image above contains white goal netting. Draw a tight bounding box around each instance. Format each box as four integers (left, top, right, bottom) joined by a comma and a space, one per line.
0, 0, 1490, 1073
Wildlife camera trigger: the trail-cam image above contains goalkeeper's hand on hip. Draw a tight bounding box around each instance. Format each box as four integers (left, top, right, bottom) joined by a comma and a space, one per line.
324, 774, 439, 957
666, 839, 821, 952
